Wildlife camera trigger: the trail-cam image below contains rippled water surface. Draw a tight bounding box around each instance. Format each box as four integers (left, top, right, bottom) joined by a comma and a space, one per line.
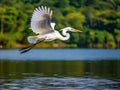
0, 49, 120, 90
1, 77, 120, 90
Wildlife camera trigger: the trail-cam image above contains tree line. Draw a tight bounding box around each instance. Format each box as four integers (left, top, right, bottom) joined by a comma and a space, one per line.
0, 0, 120, 48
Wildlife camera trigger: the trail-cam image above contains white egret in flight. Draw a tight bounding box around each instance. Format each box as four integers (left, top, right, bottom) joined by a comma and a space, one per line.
20, 6, 82, 53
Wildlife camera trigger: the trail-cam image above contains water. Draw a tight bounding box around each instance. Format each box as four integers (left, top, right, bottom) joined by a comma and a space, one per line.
0, 49, 120, 60
0, 49, 120, 90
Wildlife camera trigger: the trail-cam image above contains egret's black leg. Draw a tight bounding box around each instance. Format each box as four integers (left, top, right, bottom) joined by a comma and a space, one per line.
19, 39, 45, 54
20, 44, 36, 54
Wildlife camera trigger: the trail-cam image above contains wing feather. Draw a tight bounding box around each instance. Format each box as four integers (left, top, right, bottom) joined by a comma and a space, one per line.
31, 6, 54, 35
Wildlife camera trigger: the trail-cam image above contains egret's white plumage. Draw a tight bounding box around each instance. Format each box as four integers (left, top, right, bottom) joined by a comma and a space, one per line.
20, 6, 82, 53
31, 6, 53, 35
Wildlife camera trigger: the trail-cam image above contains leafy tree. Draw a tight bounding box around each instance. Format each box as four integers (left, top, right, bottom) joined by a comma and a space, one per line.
104, 31, 116, 48
66, 12, 85, 28
70, 0, 85, 8
0, 0, 120, 48
54, 0, 69, 8
114, 29, 120, 48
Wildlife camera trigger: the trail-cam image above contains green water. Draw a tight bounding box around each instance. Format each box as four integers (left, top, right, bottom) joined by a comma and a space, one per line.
0, 60, 120, 79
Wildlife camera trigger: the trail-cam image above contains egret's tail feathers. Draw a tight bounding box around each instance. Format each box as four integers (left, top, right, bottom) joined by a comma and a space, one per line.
27, 36, 37, 44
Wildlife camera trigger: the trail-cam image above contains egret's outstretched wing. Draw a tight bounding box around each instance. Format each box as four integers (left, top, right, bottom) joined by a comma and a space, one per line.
31, 6, 54, 35
50, 22, 56, 30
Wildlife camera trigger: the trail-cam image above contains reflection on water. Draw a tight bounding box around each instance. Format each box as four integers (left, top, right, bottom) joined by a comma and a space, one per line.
0, 60, 120, 79
0, 60, 120, 89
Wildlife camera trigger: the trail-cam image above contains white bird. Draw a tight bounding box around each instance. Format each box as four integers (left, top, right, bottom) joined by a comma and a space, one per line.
20, 6, 82, 53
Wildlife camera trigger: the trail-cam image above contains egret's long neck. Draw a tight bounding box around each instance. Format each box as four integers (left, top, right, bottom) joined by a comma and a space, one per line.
58, 29, 70, 41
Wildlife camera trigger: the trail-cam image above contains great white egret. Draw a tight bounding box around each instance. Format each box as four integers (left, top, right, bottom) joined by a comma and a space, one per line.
20, 6, 82, 54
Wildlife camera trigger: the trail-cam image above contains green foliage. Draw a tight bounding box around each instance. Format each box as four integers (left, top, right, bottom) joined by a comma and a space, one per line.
0, 33, 17, 48
0, 0, 120, 48
66, 12, 85, 28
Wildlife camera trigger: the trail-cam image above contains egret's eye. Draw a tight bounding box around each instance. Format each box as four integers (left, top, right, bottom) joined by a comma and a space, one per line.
70, 28, 74, 32
72, 29, 74, 31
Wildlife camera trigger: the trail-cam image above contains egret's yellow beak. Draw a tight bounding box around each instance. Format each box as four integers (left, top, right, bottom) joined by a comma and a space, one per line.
74, 29, 82, 32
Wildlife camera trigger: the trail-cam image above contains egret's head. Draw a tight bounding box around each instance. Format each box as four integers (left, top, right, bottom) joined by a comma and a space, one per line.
63, 27, 82, 33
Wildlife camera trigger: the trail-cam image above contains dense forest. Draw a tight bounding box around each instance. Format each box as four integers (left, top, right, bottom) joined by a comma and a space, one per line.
0, 0, 120, 48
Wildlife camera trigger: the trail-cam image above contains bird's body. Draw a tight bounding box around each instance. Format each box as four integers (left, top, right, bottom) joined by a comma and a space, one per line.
20, 6, 82, 53
28, 27, 72, 44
